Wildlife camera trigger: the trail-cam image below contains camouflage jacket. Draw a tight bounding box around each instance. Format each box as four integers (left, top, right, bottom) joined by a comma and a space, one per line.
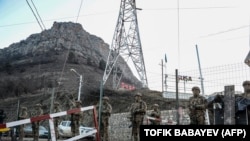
102, 102, 112, 116
150, 109, 161, 118
130, 100, 147, 116
188, 95, 207, 112
96, 102, 112, 117
19, 111, 28, 119
32, 108, 43, 117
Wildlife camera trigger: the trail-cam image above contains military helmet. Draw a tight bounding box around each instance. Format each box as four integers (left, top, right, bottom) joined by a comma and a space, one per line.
192, 86, 200, 92
135, 92, 142, 97
75, 100, 82, 104
103, 96, 109, 101
35, 103, 42, 107
242, 80, 250, 86
21, 107, 27, 110
153, 104, 159, 107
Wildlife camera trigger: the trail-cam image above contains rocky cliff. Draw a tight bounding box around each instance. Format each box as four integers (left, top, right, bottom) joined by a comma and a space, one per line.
0, 21, 141, 99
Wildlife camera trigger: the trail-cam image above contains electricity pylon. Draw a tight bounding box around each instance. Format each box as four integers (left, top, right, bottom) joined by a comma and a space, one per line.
103, 0, 148, 89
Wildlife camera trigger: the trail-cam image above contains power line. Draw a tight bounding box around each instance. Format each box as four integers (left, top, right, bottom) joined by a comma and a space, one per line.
0, 10, 117, 28
76, 0, 84, 23
30, 0, 46, 30
177, 0, 180, 69
200, 25, 249, 38
26, 0, 44, 31
143, 6, 236, 11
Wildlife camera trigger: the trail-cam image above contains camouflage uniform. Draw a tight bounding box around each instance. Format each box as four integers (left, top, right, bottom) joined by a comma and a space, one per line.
53, 102, 61, 139
32, 104, 43, 141
188, 86, 207, 125
0, 109, 6, 140
71, 100, 83, 136
149, 104, 161, 125
236, 80, 250, 124
130, 93, 147, 141
68, 96, 76, 133
97, 96, 112, 141
18, 107, 28, 141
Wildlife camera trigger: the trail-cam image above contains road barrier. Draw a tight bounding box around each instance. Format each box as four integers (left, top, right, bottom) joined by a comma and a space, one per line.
0, 105, 100, 141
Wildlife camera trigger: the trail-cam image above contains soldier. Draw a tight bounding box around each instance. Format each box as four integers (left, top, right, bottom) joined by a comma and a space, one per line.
0, 109, 6, 141
71, 100, 83, 137
69, 97, 76, 136
241, 80, 250, 98
188, 86, 207, 125
53, 101, 61, 139
149, 104, 161, 125
32, 103, 43, 141
96, 96, 112, 141
129, 92, 147, 141
18, 107, 28, 141
235, 80, 250, 124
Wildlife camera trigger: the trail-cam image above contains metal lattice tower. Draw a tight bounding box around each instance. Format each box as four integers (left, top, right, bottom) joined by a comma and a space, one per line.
103, 0, 148, 89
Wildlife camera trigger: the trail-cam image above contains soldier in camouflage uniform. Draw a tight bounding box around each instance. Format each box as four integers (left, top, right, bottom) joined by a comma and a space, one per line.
70, 100, 76, 136
0, 109, 6, 141
241, 80, 250, 99
242, 80, 250, 122
71, 100, 83, 137
130, 92, 147, 141
188, 86, 207, 125
149, 104, 161, 125
18, 106, 28, 141
53, 101, 61, 139
96, 96, 112, 141
32, 103, 43, 141
235, 80, 250, 124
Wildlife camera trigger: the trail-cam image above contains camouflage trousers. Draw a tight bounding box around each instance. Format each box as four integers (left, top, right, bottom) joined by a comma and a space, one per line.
32, 122, 40, 141
131, 114, 144, 141
100, 115, 110, 141
189, 111, 205, 125
19, 124, 25, 141
71, 116, 80, 136
54, 118, 60, 139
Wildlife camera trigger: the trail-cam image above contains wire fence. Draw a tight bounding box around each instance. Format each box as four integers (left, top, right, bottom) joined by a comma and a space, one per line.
164, 62, 250, 97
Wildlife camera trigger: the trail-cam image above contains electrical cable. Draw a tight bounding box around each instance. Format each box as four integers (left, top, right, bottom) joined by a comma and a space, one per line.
26, 0, 43, 31
30, 0, 46, 30
76, 0, 84, 23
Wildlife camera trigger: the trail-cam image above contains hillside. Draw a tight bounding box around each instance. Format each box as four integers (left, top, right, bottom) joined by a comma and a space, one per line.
0, 21, 142, 99
0, 21, 188, 126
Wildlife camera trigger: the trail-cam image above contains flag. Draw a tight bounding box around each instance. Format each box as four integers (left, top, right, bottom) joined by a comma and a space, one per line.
165, 53, 167, 63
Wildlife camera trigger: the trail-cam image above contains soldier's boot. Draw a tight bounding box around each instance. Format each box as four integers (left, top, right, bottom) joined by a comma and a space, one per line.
133, 134, 138, 141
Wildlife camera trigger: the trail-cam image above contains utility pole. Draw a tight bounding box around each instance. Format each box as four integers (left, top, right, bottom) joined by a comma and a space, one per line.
175, 69, 180, 125
195, 45, 205, 95
71, 69, 83, 101
195, 44, 210, 125
164, 54, 168, 92
161, 59, 164, 93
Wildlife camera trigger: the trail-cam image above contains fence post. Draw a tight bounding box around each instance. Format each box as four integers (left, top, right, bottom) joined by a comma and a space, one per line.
224, 85, 235, 125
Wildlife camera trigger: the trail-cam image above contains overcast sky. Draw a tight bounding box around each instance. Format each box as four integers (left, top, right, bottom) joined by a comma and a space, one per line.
0, 0, 250, 92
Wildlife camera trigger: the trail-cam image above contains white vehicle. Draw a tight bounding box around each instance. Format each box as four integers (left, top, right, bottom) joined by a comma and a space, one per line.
58, 120, 96, 139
